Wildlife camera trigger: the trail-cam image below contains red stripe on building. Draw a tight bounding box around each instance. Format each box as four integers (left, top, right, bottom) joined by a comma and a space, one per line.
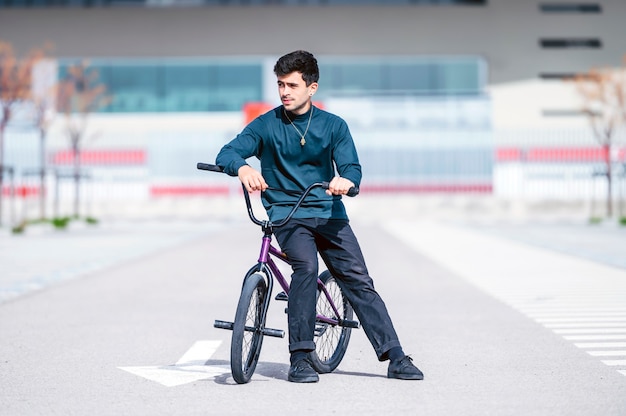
1, 186, 41, 197
495, 146, 624, 162
495, 148, 523, 162
150, 185, 230, 197
526, 147, 607, 162
149, 183, 492, 196
52, 150, 146, 165
361, 184, 493, 194
243, 101, 324, 125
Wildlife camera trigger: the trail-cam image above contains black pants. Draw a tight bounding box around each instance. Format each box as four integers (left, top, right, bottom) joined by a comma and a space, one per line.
274, 218, 401, 361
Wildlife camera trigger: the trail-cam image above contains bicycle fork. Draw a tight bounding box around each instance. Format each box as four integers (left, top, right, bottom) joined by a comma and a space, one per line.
214, 268, 285, 339
214, 234, 286, 339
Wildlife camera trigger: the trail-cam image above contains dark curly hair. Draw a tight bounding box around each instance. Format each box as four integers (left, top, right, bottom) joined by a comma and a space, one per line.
273, 50, 319, 86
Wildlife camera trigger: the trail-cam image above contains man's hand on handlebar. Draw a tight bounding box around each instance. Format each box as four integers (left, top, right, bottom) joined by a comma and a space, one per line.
238, 165, 268, 193
326, 176, 355, 196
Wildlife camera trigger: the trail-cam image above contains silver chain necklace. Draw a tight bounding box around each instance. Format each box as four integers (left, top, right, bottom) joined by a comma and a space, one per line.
284, 106, 313, 146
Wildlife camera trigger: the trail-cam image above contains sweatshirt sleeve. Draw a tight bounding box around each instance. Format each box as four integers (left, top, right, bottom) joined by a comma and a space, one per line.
215, 120, 264, 177
332, 119, 362, 188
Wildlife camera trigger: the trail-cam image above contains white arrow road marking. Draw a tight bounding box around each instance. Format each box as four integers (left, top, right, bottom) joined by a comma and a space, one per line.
118, 340, 229, 387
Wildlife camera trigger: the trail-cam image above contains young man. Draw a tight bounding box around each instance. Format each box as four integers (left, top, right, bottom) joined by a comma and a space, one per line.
216, 50, 423, 383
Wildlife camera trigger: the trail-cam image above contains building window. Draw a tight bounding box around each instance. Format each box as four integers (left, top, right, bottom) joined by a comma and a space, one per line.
540, 38, 602, 48
0, 0, 486, 7
539, 3, 602, 13
59, 59, 263, 113
318, 57, 485, 99
56, 56, 485, 113
539, 72, 598, 80
539, 72, 582, 80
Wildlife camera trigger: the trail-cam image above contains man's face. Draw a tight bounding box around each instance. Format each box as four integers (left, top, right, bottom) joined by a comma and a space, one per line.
277, 71, 317, 115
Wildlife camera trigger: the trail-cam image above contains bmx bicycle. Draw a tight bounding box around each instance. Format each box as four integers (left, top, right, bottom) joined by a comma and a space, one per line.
197, 162, 360, 384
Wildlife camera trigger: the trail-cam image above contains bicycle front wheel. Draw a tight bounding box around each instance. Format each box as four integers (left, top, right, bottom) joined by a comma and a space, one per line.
231, 272, 267, 384
309, 270, 354, 374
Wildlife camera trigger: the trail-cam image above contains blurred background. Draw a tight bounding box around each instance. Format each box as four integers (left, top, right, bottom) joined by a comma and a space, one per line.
1, 0, 625, 231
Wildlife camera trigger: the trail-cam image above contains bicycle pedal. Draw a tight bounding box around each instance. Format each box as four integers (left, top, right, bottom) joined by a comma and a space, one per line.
341, 319, 360, 329
262, 327, 285, 338
314, 324, 328, 337
275, 291, 288, 301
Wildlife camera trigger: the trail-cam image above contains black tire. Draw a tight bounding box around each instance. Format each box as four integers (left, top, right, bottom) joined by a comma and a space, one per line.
308, 270, 354, 374
231, 273, 267, 384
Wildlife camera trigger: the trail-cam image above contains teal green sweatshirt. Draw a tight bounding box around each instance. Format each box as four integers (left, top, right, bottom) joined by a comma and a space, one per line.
216, 105, 362, 221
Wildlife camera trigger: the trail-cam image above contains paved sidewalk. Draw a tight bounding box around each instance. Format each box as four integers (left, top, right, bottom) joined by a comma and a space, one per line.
0, 219, 228, 304
459, 220, 626, 271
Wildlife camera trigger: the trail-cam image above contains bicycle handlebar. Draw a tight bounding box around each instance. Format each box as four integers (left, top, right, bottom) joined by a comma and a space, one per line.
197, 162, 359, 228
197, 162, 224, 173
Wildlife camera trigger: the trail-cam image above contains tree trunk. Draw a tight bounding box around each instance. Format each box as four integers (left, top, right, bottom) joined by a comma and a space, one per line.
39, 128, 47, 220
0, 129, 4, 227
0, 115, 7, 227
73, 144, 80, 218
603, 143, 613, 217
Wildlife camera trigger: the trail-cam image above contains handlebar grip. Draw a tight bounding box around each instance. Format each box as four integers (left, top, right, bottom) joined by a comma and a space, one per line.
346, 186, 360, 197
197, 163, 224, 172
321, 181, 359, 197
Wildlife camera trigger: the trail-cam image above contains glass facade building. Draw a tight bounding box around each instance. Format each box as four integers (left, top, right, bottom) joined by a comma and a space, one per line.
58, 56, 486, 113
59, 59, 264, 112
1, 0, 484, 7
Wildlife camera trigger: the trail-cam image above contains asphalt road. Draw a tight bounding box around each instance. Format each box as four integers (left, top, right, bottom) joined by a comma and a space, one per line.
1, 217, 626, 415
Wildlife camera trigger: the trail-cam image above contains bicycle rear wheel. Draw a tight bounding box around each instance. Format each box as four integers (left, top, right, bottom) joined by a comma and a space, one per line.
309, 270, 354, 374
231, 272, 267, 384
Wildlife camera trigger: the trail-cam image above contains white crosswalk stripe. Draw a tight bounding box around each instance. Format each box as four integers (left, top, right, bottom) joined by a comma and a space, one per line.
554, 328, 626, 334
588, 350, 626, 357
513, 300, 626, 373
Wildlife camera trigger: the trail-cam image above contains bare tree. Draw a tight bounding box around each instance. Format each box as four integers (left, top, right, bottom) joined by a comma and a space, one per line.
0, 41, 45, 225
29, 54, 57, 221
571, 56, 626, 218
56, 61, 111, 218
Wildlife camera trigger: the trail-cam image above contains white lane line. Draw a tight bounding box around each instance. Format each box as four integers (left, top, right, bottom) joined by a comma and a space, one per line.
119, 340, 229, 387
536, 317, 626, 323
523, 307, 626, 313
517, 299, 626, 304
575, 342, 626, 348
563, 335, 626, 341
601, 360, 626, 366
527, 312, 626, 318
588, 351, 626, 357
544, 322, 626, 329
175, 340, 221, 366
554, 328, 626, 334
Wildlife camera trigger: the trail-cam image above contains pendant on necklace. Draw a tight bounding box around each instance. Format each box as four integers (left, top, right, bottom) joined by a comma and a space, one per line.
284, 107, 312, 147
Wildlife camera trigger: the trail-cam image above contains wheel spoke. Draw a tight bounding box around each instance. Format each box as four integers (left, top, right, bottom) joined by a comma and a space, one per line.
309, 272, 354, 373
231, 273, 267, 383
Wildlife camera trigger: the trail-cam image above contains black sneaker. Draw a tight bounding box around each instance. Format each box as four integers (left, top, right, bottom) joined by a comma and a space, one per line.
288, 359, 319, 383
387, 356, 424, 380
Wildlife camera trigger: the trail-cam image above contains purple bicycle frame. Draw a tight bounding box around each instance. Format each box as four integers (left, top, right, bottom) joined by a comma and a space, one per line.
258, 234, 343, 326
